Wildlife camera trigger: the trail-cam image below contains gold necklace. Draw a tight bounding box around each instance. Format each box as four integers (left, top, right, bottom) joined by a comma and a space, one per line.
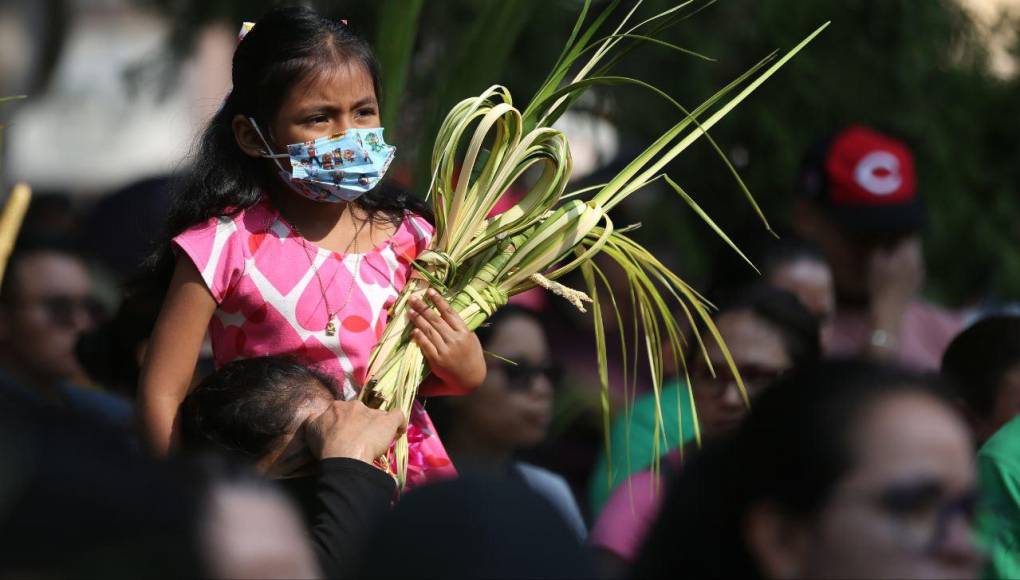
294, 212, 369, 337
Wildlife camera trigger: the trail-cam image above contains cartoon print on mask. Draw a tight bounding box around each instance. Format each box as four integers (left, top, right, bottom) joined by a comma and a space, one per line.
305, 141, 318, 166
365, 132, 385, 153
249, 118, 396, 203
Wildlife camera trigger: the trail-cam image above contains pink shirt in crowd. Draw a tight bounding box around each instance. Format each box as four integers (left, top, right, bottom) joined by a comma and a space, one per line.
173, 197, 456, 487
590, 452, 681, 562
829, 300, 963, 371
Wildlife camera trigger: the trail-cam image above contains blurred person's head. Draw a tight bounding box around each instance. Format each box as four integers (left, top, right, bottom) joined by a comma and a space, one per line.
636, 360, 980, 580
76, 288, 163, 399
757, 235, 836, 351
0, 236, 104, 392
83, 176, 173, 282
190, 458, 321, 579
432, 306, 558, 464
19, 192, 79, 239
794, 125, 925, 305
359, 474, 594, 578
942, 315, 1020, 444
179, 356, 339, 478
690, 284, 821, 439
0, 391, 201, 578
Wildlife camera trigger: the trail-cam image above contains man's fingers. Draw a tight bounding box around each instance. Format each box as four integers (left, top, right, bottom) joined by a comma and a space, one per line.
384, 408, 407, 434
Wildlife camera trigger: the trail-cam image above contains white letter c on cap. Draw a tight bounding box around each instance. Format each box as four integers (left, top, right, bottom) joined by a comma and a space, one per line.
854, 151, 901, 196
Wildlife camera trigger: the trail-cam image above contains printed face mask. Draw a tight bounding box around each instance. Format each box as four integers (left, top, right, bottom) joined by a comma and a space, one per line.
249, 118, 396, 203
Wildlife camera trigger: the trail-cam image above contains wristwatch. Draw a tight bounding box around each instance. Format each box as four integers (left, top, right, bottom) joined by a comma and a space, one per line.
869, 329, 898, 350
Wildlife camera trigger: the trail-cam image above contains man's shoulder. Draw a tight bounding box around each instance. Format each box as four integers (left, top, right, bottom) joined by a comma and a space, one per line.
61, 384, 133, 427
906, 299, 963, 331
980, 416, 1020, 467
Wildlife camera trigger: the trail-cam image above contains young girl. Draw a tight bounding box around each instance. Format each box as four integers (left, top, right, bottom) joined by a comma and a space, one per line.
138, 6, 485, 486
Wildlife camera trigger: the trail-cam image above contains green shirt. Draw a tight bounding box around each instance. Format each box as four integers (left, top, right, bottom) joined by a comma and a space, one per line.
586, 378, 697, 518
978, 415, 1020, 580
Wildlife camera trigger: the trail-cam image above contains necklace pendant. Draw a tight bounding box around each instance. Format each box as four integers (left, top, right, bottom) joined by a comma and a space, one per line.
325, 315, 337, 337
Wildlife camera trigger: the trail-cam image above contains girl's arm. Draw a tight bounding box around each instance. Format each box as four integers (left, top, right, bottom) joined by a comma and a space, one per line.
137, 257, 218, 455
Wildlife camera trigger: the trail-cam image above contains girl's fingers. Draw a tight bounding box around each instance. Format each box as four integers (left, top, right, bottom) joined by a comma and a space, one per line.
412, 328, 440, 361
409, 306, 443, 339
411, 295, 456, 342
411, 312, 444, 346
428, 289, 468, 331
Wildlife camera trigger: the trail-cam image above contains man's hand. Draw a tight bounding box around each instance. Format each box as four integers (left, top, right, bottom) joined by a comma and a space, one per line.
304, 400, 406, 464
408, 289, 486, 393
867, 235, 923, 356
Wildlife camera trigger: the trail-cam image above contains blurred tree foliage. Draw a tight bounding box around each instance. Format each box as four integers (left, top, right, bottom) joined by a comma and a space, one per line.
151, 0, 1020, 305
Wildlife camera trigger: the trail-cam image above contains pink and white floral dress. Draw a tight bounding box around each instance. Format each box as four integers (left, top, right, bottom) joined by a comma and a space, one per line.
173, 197, 456, 487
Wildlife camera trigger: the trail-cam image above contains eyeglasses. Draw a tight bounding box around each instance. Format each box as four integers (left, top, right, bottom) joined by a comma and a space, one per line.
846, 480, 978, 555
692, 366, 786, 400
28, 295, 106, 328
490, 360, 563, 392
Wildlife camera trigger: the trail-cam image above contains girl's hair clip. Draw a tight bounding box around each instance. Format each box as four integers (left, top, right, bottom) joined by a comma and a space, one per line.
237, 21, 255, 45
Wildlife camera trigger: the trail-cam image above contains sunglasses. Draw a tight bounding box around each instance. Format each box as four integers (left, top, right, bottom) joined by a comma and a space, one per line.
32, 295, 106, 328
692, 365, 787, 400
490, 359, 563, 392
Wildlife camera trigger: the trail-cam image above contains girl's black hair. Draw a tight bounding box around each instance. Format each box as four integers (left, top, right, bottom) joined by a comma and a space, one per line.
179, 356, 339, 462
138, 5, 428, 300
633, 359, 955, 578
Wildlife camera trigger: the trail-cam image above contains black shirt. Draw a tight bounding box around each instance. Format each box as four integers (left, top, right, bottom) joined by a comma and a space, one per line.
280, 458, 396, 579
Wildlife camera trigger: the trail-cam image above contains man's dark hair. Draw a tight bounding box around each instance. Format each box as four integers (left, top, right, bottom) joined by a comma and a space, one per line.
179, 356, 339, 461
0, 235, 88, 305
942, 315, 1020, 419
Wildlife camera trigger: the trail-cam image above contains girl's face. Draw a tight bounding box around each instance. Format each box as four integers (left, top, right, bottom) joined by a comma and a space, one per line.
235, 61, 380, 163
456, 315, 555, 452
273, 61, 380, 147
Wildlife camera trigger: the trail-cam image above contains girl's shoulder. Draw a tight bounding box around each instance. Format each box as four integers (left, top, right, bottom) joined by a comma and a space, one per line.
177, 198, 277, 238
399, 211, 435, 241
380, 210, 433, 264
171, 199, 278, 278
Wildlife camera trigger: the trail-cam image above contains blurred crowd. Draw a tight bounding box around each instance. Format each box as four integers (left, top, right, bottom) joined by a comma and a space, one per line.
3, 116, 1020, 580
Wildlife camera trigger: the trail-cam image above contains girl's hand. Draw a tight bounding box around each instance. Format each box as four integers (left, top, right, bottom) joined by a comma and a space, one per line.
408, 289, 486, 394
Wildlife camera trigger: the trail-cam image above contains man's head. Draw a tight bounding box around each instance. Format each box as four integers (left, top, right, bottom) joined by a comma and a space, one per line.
942, 315, 1020, 444
0, 237, 103, 388
756, 235, 836, 353
794, 125, 926, 304
179, 356, 339, 477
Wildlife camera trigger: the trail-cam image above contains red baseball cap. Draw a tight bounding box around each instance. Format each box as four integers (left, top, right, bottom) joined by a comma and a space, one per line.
798, 125, 925, 235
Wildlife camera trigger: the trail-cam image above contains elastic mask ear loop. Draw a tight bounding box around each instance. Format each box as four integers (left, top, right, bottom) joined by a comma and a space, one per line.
248, 117, 289, 172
